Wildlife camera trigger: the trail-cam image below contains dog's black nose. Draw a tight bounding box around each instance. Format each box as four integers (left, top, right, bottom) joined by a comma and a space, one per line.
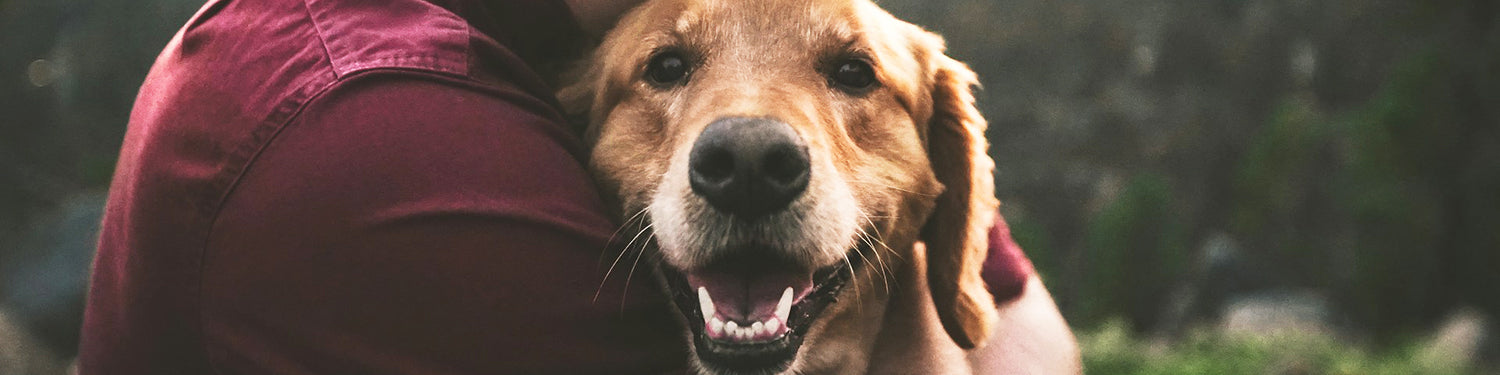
689, 117, 811, 219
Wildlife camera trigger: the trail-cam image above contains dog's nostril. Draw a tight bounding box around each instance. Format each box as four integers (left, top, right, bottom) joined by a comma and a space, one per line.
762, 146, 809, 184
688, 117, 811, 219
693, 149, 736, 181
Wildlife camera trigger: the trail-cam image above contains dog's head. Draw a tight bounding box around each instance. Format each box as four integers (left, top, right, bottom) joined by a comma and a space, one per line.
562, 0, 998, 373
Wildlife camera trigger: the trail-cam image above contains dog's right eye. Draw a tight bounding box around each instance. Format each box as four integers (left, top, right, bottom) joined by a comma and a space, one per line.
828, 58, 878, 93
645, 52, 691, 86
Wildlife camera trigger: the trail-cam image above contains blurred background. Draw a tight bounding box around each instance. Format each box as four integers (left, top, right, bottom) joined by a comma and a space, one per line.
0, 0, 1495, 373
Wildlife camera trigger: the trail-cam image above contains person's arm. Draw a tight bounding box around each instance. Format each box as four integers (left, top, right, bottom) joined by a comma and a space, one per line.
969, 217, 1082, 374
969, 276, 1082, 374
564, 0, 647, 36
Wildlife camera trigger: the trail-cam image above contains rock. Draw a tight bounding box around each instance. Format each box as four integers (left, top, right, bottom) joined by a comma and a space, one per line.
0, 308, 67, 375
1416, 307, 1489, 371
1220, 290, 1334, 338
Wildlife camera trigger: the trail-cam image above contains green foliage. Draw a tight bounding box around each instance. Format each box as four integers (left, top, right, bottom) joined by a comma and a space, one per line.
1224, 47, 1499, 335
1228, 99, 1339, 285
1076, 174, 1190, 330
1231, 100, 1330, 235
1079, 319, 1477, 375
1005, 213, 1059, 287
1334, 51, 1469, 333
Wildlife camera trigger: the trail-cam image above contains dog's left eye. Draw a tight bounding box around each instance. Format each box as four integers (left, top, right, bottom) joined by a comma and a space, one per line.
645, 51, 691, 86
829, 59, 877, 91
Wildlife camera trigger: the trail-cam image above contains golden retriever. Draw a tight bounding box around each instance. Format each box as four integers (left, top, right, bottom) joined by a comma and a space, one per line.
562, 0, 1080, 373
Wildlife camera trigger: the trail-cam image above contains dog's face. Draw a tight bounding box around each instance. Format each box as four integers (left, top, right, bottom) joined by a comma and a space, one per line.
563, 0, 999, 373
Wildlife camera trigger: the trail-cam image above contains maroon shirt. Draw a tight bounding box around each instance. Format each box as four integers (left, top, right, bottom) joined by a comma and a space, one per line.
80, 0, 1034, 373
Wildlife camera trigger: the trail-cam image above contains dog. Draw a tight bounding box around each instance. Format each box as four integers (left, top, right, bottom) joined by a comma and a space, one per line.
562, 0, 1079, 373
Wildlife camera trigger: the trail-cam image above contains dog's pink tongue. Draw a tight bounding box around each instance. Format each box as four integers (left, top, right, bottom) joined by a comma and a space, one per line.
687, 271, 812, 321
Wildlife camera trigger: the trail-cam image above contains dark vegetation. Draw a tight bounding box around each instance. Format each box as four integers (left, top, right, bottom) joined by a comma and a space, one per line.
885, 0, 1498, 343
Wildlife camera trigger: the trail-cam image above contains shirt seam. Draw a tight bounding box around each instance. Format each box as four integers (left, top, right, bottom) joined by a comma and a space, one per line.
197, 71, 336, 375
302, 0, 472, 79
300, 0, 337, 78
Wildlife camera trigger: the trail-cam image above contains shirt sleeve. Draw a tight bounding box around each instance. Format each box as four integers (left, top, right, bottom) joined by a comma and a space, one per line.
200, 73, 686, 374
983, 214, 1036, 303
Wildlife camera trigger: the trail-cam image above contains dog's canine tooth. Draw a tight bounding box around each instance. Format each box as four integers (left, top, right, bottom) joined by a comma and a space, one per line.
697, 287, 715, 323
766, 317, 782, 334
775, 287, 794, 323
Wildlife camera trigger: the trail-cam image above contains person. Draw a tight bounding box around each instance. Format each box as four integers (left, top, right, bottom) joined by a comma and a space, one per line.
78, 0, 1061, 373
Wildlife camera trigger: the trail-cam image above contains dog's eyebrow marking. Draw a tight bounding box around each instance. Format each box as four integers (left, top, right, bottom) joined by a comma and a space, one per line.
840, 37, 873, 57
637, 31, 690, 70
641, 33, 677, 51
675, 12, 696, 34
803, 2, 857, 44
817, 38, 878, 73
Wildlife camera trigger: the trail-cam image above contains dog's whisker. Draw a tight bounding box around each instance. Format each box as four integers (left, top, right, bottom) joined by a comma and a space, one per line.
868, 239, 894, 294
849, 211, 881, 286
620, 233, 656, 313
610, 207, 651, 246
852, 228, 890, 295
856, 211, 903, 262
838, 210, 871, 312
723, 215, 736, 249
867, 238, 895, 294
598, 206, 652, 264
593, 241, 638, 303
596, 205, 652, 272
854, 211, 899, 288
847, 177, 938, 198
595, 219, 655, 303
841, 253, 864, 317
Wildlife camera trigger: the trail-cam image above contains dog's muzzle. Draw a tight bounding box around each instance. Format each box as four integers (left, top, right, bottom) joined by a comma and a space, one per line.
659, 116, 860, 373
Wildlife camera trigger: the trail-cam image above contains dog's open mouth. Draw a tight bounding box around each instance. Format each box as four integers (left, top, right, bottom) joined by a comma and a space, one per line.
660, 247, 861, 373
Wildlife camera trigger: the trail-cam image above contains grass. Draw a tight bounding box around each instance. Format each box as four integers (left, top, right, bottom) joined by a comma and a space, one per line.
1079, 319, 1478, 375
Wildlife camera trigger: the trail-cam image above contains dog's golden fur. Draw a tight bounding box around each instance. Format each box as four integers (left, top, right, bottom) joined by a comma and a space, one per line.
562, 0, 1079, 373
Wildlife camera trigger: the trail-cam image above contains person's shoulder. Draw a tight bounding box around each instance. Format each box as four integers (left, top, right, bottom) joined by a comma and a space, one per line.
149, 0, 582, 139
300, 73, 571, 139
244, 74, 608, 235
300, 0, 578, 119
144, 0, 488, 127
301, 0, 473, 78
198, 0, 551, 82
288, 74, 588, 180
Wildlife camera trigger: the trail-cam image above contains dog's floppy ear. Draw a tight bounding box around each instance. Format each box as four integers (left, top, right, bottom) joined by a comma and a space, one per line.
916, 34, 1000, 349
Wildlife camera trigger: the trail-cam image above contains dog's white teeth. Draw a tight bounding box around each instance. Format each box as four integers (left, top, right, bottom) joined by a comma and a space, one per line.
709, 317, 725, 336
697, 287, 716, 322
775, 287, 794, 322
715, 317, 786, 341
